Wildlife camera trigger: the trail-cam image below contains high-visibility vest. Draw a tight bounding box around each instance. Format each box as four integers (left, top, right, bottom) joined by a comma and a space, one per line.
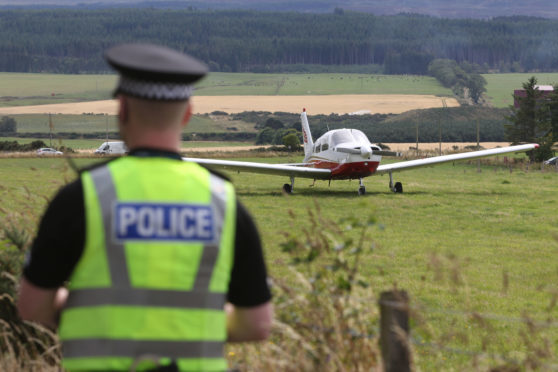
59, 156, 236, 371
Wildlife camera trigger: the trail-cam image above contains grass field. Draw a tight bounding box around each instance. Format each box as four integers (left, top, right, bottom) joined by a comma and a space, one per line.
2, 71, 558, 110
0, 72, 115, 106
0, 72, 454, 108
197, 73, 452, 96
0, 113, 256, 136
1, 155, 557, 370
483, 72, 558, 108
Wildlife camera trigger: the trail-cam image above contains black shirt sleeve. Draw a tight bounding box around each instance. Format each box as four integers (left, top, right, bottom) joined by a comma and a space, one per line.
226, 201, 272, 307
23, 180, 85, 289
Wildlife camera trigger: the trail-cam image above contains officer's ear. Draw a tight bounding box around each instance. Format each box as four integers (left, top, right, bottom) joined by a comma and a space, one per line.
118, 96, 129, 126
181, 103, 193, 128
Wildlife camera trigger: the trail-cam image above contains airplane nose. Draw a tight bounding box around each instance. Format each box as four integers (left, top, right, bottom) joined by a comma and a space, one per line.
360, 146, 372, 159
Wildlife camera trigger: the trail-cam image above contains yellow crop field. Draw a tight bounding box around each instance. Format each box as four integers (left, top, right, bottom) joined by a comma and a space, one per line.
0, 94, 459, 116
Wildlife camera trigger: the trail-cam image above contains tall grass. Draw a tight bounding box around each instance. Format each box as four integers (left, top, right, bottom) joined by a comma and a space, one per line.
228, 204, 381, 371
0, 191, 61, 371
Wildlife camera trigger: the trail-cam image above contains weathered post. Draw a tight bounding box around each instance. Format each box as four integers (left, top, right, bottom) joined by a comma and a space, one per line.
379, 290, 411, 372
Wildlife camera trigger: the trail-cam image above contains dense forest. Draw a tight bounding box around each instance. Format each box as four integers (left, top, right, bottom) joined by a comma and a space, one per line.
1, 9, 558, 74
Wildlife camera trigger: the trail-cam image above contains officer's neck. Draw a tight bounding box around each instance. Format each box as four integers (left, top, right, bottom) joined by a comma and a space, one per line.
123, 128, 182, 153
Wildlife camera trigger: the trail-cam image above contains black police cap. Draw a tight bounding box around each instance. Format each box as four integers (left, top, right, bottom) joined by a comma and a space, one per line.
104, 43, 208, 101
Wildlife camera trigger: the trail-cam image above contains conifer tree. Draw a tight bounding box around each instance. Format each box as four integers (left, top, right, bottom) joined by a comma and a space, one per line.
505, 76, 553, 161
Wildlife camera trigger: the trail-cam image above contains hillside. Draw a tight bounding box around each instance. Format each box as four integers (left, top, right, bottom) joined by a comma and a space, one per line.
1, 0, 557, 18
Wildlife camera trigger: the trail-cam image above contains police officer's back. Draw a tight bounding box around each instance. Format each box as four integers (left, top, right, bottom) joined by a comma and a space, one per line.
17, 44, 272, 372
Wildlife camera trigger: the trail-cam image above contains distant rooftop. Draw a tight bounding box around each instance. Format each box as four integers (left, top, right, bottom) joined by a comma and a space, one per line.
535, 85, 554, 91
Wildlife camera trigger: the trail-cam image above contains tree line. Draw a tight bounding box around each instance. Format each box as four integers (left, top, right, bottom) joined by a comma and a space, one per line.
234, 107, 510, 144
1, 10, 558, 74
1, 107, 511, 145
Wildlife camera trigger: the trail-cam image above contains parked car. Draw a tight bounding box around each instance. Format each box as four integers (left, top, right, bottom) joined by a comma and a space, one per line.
37, 148, 63, 155
544, 156, 558, 165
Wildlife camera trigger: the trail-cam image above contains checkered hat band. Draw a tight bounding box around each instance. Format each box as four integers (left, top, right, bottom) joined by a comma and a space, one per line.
118, 76, 193, 100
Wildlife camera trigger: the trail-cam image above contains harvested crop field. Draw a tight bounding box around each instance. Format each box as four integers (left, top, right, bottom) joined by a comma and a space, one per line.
0, 94, 458, 116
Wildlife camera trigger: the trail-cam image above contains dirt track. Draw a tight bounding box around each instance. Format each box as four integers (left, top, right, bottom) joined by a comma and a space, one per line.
0, 94, 459, 116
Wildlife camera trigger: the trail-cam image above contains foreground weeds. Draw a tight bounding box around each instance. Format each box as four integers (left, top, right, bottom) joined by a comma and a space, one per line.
0, 208, 61, 370
228, 204, 382, 371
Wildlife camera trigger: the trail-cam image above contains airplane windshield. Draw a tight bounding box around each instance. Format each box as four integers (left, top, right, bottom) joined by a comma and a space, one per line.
330, 130, 354, 146
351, 130, 371, 145
330, 129, 371, 147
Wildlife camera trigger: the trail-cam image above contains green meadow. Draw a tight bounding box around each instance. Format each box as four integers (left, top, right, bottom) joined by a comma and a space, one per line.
0, 72, 453, 107
196, 73, 452, 96
3, 112, 256, 138
2, 71, 558, 110
0, 72, 116, 106
1, 155, 556, 369
483, 72, 558, 108
0, 137, 252, 151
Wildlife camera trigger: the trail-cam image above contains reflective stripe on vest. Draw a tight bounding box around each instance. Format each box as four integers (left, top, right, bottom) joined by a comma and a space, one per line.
61, 162, 232, 367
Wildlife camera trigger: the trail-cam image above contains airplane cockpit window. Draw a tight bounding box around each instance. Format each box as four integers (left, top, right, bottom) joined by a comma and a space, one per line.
315, 144, 320, 152
321, 143, 329, 151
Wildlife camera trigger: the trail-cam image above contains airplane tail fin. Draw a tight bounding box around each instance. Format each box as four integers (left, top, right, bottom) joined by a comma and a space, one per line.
301, 108, 314, 162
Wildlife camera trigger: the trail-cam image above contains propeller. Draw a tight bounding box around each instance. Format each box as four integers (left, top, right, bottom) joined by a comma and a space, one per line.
373, 150, 402, 157
336, 147, 402, 157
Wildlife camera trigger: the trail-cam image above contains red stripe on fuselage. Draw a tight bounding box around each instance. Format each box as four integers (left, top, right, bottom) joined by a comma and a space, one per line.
309, 159, 380, 179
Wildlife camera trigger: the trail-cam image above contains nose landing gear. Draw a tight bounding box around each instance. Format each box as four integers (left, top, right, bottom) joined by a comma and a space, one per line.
358, 178, 366, 195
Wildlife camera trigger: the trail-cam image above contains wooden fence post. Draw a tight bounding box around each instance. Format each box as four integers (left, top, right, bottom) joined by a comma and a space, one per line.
379, 290, 411, 372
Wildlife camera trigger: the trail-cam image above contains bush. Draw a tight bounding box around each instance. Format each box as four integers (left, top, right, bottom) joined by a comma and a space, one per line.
0, 140, 48, 152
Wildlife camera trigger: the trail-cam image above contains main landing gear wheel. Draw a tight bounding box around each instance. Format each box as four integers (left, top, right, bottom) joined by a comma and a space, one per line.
283, 177, 295, 194
282, 183, 292, 194
388, 172, 404, 193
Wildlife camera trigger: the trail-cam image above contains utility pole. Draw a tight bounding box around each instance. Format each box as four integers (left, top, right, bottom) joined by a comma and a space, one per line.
438, 117, 441, 156
439, 99, 447, 156
48, 113, 53, 147
477, 119, 481, 173
415, 123, 419, 157
106, 115, 109, 141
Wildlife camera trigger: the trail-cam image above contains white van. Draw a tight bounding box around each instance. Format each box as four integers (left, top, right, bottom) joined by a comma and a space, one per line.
95, 141, 128, 155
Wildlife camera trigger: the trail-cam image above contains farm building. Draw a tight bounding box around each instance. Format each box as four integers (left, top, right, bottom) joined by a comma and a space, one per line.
513, 85, 554, 107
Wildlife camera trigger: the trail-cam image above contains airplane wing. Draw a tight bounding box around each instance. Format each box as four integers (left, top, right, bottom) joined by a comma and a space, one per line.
183, 157, 332, 179
375, 144, 538, 174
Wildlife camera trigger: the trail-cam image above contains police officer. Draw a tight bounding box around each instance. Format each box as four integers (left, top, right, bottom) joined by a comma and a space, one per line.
18, 43, 273, 372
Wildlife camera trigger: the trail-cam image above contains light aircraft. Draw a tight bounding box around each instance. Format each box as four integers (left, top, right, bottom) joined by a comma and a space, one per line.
184, 109, 538, 195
